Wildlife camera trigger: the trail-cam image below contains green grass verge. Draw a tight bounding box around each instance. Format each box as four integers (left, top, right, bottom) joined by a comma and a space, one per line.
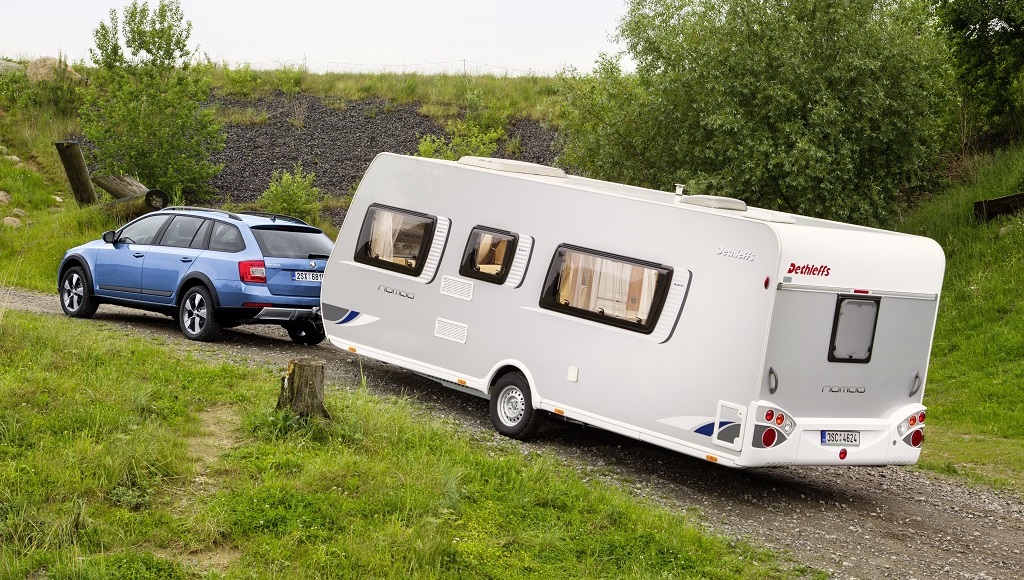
0, 311, 803, 578
900, 146, 1024, 494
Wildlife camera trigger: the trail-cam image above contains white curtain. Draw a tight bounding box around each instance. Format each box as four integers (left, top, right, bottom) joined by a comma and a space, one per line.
559, 250, 660, 323
370, 210, 404, 261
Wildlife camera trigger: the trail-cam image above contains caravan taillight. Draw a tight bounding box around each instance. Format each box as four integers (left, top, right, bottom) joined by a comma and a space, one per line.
775, 413, 785, 426
839, 448, 848, 460
918, 412, 926, 423
911, 429, 924, 448
761, 428, 778, 448
764, 409, 775, 422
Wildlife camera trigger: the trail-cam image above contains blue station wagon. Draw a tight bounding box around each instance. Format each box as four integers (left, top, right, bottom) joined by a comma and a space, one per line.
58, 207, 334, 344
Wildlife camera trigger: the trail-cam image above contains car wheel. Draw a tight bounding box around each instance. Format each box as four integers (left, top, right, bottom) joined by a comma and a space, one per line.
59, 266, 99, 318
489, 372, 542, 440
179, 286, 220, 341
285, 320, 326, 346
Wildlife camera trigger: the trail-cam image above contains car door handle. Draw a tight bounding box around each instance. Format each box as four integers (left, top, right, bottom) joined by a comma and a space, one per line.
133, 252, 145, 258
180, 257, 193, 263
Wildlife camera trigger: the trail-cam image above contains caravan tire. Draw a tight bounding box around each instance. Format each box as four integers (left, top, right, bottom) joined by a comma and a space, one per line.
489, 372, 542, 440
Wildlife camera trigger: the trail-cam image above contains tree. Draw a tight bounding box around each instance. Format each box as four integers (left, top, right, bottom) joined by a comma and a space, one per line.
558, 0, 953, 227
936, 0, 1024, 145
80, 0, 224, 202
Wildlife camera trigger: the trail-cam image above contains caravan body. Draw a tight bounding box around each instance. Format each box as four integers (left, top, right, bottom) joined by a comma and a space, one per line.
321, 154, 944, 468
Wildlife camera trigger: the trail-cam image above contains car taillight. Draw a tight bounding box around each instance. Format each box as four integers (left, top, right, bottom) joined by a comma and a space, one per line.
239, 260, 266, 283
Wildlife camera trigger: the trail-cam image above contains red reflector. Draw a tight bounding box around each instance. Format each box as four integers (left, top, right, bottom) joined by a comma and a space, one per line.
764, 276, 770, 290
775, 413, 785, 426
764, 409, 775, 422
839, 448, 848, 460
918, 411, 926, 423
762, 428, 777, 447
911, 429, 924, 448
239, 260, 266, 283
853, 289, 869, 294
242, 302, 273, 308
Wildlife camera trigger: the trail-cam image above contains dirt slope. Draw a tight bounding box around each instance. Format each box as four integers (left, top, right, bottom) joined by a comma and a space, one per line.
4, 286, 1022, 579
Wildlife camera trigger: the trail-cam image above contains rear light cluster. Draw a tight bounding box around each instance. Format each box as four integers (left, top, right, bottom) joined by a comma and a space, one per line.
239, 260, 267, 284
898, 410, 926, 448
753, 405, 796, 449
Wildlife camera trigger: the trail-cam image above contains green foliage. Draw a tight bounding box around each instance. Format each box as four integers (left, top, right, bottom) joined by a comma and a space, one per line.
0, 57, 84, 117
558, 0, 953, 227
258, 162, 322, 223
936, 1, 1024, 145
274, 64, 307, 96
418, 119, 504, 160
220, 62, 264, 97
79, 0, 224, 203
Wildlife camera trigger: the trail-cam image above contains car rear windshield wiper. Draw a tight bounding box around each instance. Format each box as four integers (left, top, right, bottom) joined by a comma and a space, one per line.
308, 253, 331, 259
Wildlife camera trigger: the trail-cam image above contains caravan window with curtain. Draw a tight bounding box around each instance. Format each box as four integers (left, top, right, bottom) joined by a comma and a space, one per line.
539, 245, 672, 334
354, 204, 437, 276
460, 226, 519, 284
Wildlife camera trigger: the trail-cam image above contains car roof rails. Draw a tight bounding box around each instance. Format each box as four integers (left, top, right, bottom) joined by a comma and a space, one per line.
237, 211, 310, 226
162, 206, 243, 221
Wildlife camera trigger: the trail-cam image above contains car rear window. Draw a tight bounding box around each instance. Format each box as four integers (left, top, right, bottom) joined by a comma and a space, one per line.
251, 226, 334, 258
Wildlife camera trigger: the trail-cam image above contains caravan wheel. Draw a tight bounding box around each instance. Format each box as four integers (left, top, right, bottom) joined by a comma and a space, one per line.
489, 372, 542, 440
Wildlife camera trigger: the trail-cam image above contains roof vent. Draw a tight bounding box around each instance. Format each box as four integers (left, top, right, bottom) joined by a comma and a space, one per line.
458, 156, 566, 178
674, 185, 747, 211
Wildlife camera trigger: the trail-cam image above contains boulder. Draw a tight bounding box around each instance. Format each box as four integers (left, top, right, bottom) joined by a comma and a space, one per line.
0, 190, 10, 204
2, 216, 22, 229
0, 145, 8, 155
0, 61, 23, 75
11, 208, 27, 218
3, 155, 21, 164
26, 57, 81, 84
52, 195, 64, 203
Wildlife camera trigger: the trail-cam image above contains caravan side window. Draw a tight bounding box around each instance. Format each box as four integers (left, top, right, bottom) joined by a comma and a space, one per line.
828, 295, 881, 363
460, 226, 518, 284
354, 204, 436, 277
540, 245, 672, 334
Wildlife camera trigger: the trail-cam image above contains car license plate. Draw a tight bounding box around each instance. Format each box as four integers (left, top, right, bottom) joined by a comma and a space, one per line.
821, 430, 860, 446
293, 271, 323, 282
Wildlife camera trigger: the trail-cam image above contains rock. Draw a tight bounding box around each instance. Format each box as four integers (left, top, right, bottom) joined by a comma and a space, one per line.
2, 216, 22, 228
12, 208, 27, 218
52, 195, 64, 203
26, 57, 81, 84
0, 145, 8, 155
998, 225, 1014, 237
0, 60, 24, 75
3, 155, 21, 164
0, 190, 10, 204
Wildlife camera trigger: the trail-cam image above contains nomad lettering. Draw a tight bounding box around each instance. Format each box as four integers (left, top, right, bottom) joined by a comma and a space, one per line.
787, 263, 831, 276
378, 285, 414, 299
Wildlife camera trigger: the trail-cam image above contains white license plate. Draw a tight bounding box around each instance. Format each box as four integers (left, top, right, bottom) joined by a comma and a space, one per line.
293, 271, 323, 282
821, 430, 860, 446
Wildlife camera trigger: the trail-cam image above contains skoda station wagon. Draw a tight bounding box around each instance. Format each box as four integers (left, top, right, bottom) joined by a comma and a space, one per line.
58, 207, 334, 344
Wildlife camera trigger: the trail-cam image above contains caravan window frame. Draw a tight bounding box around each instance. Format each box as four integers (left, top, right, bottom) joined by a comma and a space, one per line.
828, 294, 881, 363
539, 244, 673, 334
459, 226, 519, 285
354, 204, 437, 277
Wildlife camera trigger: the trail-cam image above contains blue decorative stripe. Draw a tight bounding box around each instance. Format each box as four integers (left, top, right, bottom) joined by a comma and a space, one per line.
338, 310, 361, 324
695, 421, 735, 436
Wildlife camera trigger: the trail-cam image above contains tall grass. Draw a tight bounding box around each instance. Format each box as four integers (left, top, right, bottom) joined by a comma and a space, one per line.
0, 311, 802, 578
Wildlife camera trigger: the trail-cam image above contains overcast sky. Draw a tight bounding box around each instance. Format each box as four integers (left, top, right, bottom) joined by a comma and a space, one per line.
1, 0, 630, 75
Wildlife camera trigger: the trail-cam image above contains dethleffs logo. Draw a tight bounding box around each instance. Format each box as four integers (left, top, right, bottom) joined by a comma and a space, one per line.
787, 262, 831, 277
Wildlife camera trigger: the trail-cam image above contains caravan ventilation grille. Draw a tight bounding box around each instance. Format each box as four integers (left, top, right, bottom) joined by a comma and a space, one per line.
435, 318, 469, 344
440, 275, 474, 300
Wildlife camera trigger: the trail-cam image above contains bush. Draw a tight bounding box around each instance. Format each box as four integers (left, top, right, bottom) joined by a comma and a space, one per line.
417, 119, 504, 161
258, 163, 321, 223
221, 62, 263, 97
558, 0, 953, 227
79, 0, 224, 203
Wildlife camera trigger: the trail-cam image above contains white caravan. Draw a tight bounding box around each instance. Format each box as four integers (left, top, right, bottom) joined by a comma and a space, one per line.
320, 153, 944, 468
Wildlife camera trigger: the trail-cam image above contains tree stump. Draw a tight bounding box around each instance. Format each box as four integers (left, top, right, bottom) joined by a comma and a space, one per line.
276, 357, 331, 420
54, 141, 97, 206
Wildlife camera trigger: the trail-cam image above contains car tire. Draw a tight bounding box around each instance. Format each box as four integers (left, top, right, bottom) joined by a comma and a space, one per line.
489, 372, 542, 440
285, 320, 326, 345
179, 285, 220, 341
59, 266, 99, 318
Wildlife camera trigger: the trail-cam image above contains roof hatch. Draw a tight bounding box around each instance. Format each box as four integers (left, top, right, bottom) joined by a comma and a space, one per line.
458, 156, 567, 178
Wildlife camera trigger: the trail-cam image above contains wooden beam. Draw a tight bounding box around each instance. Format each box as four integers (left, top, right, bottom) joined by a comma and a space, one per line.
103, 189, 169, 220
92, 175, 148, 200
54, 141, 97, 206
974, 192, 1024, 223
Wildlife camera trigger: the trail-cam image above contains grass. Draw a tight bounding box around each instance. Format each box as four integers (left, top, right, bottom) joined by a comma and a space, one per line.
0, 310, 801, 578
899, 146, 1024, 494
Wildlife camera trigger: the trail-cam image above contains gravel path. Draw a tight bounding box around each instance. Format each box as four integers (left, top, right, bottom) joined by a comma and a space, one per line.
4, 286, 1023, 579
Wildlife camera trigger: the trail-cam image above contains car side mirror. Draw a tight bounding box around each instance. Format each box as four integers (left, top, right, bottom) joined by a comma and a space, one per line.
102, 230, 116, 243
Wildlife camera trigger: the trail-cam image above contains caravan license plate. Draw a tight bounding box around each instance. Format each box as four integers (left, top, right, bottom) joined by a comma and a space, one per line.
293, 271, 323, 282
821, 430, 860, 446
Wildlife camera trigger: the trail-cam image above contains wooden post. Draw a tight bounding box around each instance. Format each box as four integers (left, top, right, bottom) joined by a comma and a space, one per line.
54, 141, 97, 206
974, 192, 1024, 223
277, 357, 331, 420
92, 175, 149, 200
103, 189, 169, 220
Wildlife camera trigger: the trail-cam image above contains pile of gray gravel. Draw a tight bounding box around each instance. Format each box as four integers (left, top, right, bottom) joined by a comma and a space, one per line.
208, 93, 559, 205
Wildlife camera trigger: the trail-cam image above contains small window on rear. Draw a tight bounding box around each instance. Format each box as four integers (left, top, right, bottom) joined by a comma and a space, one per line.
460, 226, 518, 284
828, 296, 881, 363
251, 226, 334, 259
209, 222, 245, 253
354, 204, 436, 276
